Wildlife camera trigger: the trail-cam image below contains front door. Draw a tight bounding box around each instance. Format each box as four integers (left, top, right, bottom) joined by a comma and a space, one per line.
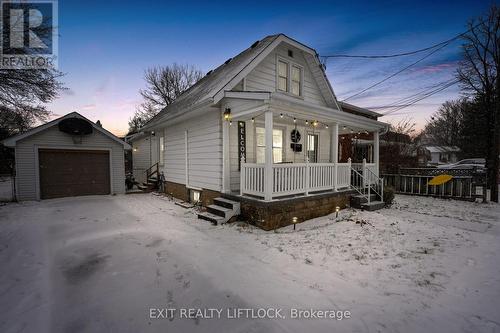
307, 133, 318, 163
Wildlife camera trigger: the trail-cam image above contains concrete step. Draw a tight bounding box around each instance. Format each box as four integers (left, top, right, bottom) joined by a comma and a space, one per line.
351, 194, 378, 206
175, 201, 194, 209
213, 197, 240, 210
360, 201, 385, 211
197, 211, 224, 225
137, 184, 151, 192
207, 204, 232, 218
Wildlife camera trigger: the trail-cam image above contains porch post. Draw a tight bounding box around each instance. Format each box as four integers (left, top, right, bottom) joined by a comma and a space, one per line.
373, 130, 380, 176
264, 110, 273, 201
222, 112, 230, 194
330, 123, 339, 191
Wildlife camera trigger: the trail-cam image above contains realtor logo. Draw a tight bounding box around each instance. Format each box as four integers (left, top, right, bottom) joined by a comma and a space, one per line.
0, 0, 58, 69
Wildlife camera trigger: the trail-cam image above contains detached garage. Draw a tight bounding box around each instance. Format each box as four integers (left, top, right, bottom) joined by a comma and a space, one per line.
2, 112, 131, 201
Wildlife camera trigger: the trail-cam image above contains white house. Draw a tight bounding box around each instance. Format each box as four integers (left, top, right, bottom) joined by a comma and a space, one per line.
130, 34, 388, 229
422, 146, 460, 166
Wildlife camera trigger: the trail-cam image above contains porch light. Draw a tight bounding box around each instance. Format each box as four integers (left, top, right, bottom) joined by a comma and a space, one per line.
133, 147, 137, 152
280, 113, 284, 118
293, 118, 297, 123
343, 126, 347, 130
305, 120, 309, 125
325, 125, 329, 129
223, 108, 231, 121
335, 206, 340, 218
292, 216, 298, 230
313, 120, 318, 127
229, 121, 232, 126
251, 117, 255, 123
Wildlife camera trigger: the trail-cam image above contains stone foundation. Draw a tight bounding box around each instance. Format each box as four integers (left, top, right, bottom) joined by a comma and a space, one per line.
228, 191, 354, 230
164, 181, 220, 206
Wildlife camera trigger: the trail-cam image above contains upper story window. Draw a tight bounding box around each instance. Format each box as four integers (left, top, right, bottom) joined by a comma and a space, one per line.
291, 65, 302, 96
278, 60, 288, 92
276, 57, 302, 97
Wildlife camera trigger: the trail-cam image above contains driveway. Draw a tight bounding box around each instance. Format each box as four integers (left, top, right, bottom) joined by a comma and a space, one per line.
1, 194, 499, 333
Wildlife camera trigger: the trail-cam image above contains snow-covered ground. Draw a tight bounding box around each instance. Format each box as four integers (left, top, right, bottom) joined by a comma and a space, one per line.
0, 194, 499, 333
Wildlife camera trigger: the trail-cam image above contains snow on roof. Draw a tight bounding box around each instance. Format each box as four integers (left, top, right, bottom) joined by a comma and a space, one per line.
1, 112, 131, 149
425, 146, 460, 153
144, 35, 280, 127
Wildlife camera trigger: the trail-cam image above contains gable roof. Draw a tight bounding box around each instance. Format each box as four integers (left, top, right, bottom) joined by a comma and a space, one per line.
1, 112, 131, 149
339, 101, 382, 119
143, 34, 340, 129
425, 146, 460, 153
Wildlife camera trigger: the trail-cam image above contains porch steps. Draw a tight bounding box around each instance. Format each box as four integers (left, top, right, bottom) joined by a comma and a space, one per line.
360, 201, 385, 211
350, 194, 385, 211
197, 197, 240, 225
350, 194, 378, 207
136, 176, 158, 193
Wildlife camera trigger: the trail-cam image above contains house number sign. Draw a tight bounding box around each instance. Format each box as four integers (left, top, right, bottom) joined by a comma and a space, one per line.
238, 121, 246, 170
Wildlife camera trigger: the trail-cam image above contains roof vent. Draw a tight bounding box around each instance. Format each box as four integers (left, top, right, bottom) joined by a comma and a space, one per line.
288, 49, 294, 58
206, 70, 213, 76
224, 58, 232, 65
250, 40, 260, 48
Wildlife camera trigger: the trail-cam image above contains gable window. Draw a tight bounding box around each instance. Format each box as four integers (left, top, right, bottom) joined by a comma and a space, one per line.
291, 65, 302, 96
278, 60, 288, 92
256, 127, 283, 163
276, 57, 303, 97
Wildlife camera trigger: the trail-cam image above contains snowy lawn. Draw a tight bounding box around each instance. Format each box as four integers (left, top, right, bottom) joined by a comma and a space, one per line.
1, 194, 499, 333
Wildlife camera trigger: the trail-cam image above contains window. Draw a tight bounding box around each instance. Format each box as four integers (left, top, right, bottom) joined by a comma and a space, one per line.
256, 127, 283, 163
278, 60, 288, 92
159, 136, 165, 166
277, 58, 303, 97
291, 65, 302, 96
307, 133, 318, 163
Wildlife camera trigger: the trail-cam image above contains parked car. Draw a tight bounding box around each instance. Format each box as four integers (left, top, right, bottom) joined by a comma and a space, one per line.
437, 158, 486, 171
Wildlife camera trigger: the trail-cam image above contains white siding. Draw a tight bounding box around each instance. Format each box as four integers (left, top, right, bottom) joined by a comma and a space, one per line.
15, 125, 126, 201
245, 42, 328, 107
164, 106, 222, 191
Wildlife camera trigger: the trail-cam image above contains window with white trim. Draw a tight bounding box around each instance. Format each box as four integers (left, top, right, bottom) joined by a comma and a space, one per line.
159, 136, 165, 166
276, 58, 303, 97
278, 60, 288, 92
256, 127, 283, 163
291, 65, 302, 96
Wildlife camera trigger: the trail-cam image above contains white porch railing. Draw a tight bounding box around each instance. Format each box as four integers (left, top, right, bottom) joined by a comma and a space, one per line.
241, 162, 352, 200
240, 163, 265, 196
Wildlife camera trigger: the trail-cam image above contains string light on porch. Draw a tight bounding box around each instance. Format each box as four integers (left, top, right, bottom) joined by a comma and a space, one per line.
240, 111, 362, 134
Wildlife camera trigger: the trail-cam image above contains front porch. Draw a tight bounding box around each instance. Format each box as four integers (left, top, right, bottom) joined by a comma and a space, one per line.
222, 95, 385, 202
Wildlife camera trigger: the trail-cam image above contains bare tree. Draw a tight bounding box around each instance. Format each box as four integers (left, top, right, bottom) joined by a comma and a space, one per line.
0, 1, 64, 139
456, 5, 499, 202
424, 99, 467, 147
128, 64, 203, 133
380, 118, 419, 173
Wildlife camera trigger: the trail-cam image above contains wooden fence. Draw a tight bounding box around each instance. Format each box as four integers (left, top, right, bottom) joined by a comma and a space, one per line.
382, 168, 487, 201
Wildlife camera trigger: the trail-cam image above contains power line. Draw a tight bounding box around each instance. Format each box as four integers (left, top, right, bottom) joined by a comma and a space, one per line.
381, 79, 459, 116
322, 22, 481, 59
369, 78, 458, 110
342, 41, 453, 102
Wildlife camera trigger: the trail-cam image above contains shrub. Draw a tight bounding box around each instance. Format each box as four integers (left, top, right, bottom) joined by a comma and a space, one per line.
383, 186, 395, 206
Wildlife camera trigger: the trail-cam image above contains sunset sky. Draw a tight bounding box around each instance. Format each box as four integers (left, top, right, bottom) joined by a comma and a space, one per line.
49, 0, 493, 136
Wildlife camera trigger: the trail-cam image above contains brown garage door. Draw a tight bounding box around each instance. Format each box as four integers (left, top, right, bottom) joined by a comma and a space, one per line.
39, 149, 110, 199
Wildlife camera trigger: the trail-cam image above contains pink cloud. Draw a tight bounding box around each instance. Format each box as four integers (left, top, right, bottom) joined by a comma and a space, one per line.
415, 62, 457, 73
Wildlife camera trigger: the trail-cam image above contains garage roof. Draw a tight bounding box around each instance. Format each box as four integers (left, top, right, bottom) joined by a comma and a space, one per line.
1, 112, 132, 149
